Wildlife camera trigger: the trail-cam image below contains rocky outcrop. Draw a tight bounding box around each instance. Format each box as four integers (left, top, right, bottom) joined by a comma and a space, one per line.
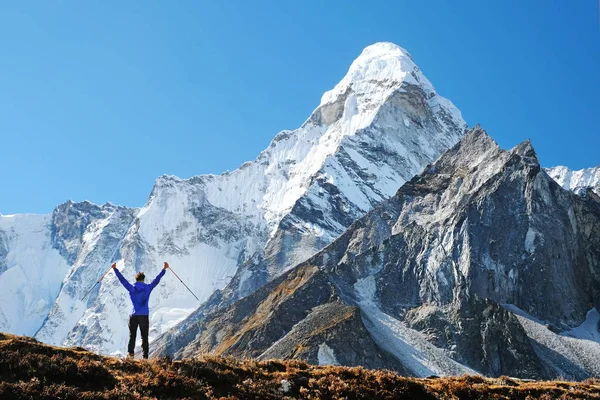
259, 302, 411, 374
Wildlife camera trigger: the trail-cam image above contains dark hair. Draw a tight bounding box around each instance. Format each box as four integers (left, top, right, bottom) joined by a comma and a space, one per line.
135, 272, 145, 282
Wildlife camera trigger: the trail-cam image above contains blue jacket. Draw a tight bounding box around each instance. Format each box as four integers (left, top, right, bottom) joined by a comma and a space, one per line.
114, 268, 166, 316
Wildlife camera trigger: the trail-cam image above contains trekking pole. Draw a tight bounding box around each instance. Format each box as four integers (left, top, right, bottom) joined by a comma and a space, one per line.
168, 266, 200, 302
81, 264, 114, 301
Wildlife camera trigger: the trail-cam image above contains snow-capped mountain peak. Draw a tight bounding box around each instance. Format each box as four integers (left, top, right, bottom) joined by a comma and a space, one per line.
3, 42, 467, 355
546, 165, 600, 195
321, 42, 423, 106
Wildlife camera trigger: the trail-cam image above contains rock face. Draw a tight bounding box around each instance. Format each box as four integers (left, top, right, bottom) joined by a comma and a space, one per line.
165, 127, 600, 380
0, 42, 466, 355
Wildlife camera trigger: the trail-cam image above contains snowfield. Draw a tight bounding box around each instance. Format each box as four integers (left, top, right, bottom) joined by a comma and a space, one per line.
504, 304, 600, 379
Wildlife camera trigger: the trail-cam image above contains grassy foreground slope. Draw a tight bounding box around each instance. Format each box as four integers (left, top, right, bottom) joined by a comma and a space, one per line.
0, 333, 598, 399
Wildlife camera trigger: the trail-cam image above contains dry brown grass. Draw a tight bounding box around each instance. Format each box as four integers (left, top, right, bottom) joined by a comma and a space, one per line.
0, 332, 599, 399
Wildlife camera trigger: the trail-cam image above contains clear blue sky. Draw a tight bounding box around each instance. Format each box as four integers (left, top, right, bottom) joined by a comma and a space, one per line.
1, 1, 598, 214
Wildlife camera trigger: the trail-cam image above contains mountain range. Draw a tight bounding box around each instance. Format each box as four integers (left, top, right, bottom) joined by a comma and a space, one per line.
1, 42, 598, 379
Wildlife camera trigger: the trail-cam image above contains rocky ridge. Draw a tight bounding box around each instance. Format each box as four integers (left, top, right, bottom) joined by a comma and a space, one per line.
160, 127, 600, 380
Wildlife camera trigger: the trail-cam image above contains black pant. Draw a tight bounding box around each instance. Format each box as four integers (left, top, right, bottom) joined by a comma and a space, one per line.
128, 315, 150, 358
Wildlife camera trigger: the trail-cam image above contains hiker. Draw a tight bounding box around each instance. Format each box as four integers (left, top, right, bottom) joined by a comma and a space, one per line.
112, 262, 169, 359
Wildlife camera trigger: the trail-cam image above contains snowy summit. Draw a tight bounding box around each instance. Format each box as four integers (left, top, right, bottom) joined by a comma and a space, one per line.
4, 41, 465, 356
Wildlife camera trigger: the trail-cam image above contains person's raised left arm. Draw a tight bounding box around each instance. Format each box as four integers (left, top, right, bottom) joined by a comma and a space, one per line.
149, 262, 168, 290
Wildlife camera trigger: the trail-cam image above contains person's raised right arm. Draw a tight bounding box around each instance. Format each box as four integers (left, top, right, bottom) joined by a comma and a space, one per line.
112, 263, 134, 292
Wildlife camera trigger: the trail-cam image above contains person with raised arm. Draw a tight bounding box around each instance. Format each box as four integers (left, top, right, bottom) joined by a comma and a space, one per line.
112, 262, 169, 359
